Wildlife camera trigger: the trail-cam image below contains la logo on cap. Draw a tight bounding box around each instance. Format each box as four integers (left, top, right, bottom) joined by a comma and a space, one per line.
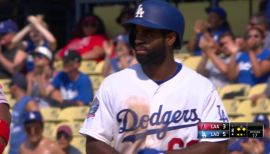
30, 112, 35, 119
135, 4, 144, 18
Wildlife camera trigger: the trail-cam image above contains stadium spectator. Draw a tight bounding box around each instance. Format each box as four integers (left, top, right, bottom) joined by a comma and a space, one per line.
11, 15, 57, 72
46, 50, 93, 107
102, 34, 137, 77
227, 27, 270, 86
9, 73, 39, 154
56, 124, 81, 154
56, 14, 107, 62
0, 19, 25, 78
19, 111, 64, 154
187, 6, 231, 55
228, 114, 270, 154
26, 46, 54, 108
116, 6, 135, 35
246, 13, 270, 50
197, 32, 236, 88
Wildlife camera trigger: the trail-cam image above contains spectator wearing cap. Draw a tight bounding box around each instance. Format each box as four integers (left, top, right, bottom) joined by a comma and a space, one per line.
56, 124, 81, 154
46, 50, 94, 107
20, 111, 64, 154
0, 19, 24, 79
9, 73, 39, 154
227, 114, 270, 154
10, 14, 56, 72
187, 6, 231, 56
26, 46, 54, 108
102, 34, 137, 77
56, 14, 107, 62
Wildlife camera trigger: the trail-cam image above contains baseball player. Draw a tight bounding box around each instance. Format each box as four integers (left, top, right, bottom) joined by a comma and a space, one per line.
0, 84, 10, 153
80, 0, 229, 153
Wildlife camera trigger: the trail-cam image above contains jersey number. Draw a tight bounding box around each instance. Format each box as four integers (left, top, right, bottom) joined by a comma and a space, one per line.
168, 138, 199, 150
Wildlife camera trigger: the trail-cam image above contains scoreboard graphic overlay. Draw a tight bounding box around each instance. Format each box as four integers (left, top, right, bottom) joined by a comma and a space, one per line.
198, 122, 264, 139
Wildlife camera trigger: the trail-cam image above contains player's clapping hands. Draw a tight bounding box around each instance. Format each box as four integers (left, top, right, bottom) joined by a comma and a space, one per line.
225, 39, 239, 55
193, 20, 208, 34
199, 33, 217, 54
27, 15, 42, 24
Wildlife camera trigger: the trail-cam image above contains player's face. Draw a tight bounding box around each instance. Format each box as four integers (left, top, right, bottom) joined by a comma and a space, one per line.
57, 131, 71, 149
133, 25, 167, 65
207, 12, 224, 29
25, 122, 43, 143
247, 29, 264, 49
33, 53, 50, 67
220, 36, 234, 55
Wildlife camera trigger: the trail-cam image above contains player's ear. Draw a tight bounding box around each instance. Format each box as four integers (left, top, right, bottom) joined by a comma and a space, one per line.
166, 32, 177, 47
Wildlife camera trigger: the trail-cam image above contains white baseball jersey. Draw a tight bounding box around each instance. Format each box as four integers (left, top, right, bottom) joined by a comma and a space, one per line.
80, 63, 229, 153
0, 84, 7, 104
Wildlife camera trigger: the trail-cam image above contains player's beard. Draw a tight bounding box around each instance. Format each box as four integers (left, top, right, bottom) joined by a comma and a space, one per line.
135, 41, 167, 66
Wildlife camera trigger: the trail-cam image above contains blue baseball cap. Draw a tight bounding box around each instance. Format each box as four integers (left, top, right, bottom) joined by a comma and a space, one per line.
254, 114, 269, 128
23, 111, 43, 124
206, 7, 227, 19
0, 19, 18, 34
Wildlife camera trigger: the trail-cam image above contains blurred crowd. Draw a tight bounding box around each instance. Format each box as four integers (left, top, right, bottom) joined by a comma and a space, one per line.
1, 0, 270, 153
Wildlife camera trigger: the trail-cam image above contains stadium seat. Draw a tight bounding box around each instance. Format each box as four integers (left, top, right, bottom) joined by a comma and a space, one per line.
219, 84, 250, 100
90, 75, 104, 91
79, 60, 97, 75
248, 83, 267, 97
235, 99, 252, 116
94, 60, 105, 74
252, 98, 270, 114
229, 115, 253, 123
183, 56, 202, 70
174, 52, 191, 62
0, 79, 11, 94
40, 107, 61, 122
43, 122, 57, 140
222, 99, 241, 117
57, 106, 90, 122
5, 93, 16, 108
53, 60, 63, 72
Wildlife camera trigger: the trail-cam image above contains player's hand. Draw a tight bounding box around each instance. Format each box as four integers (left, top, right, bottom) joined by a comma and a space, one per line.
199, 33, 216, 53
27, 15, 38, 24
240, 138, 264, 154
194, 20, 207, 33
226, 42, 239, 55
36, 14, 44, 22
103, 40, 114, 56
